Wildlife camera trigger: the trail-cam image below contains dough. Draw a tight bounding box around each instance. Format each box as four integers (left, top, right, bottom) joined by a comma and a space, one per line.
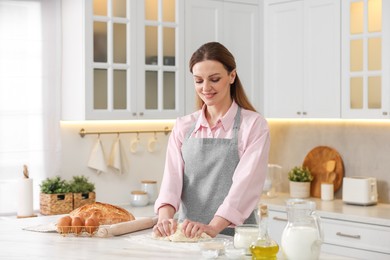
153, 223, 211, 242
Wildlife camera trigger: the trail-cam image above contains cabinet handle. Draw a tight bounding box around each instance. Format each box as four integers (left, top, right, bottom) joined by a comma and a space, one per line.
383, 111, 388, 116
302, 112, 307, 115
297, 111, 301, 115
132, 112, 137, 116
139, 112, 144, 116
336, 232, 361, 239
273, 216, 287, 222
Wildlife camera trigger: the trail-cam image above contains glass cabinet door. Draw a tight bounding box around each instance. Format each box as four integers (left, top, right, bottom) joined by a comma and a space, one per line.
342, 0, 386, 118
139, 0, 184, 119
87, 0, 134, 119
86, 0, 183, 119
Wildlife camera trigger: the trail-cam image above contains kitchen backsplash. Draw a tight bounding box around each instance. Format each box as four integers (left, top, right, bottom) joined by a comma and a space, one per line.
58, 119, 390, 209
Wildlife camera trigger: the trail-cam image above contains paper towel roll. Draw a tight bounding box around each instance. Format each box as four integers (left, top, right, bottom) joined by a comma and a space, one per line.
17, 178, 34, 217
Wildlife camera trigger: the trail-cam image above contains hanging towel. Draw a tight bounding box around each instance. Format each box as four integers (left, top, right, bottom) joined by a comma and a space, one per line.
108, 136, 123, 174
88, 137, 107, 174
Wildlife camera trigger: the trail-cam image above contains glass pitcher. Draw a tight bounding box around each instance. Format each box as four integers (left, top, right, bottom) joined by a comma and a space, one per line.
281, 199, 323, 260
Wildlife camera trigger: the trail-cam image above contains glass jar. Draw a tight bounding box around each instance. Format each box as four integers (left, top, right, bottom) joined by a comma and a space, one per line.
234, 224, 258, 254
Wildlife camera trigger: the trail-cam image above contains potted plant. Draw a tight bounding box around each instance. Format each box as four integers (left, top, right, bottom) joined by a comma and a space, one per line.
69, 175, 96, 209
288, 166, 313, 198
39, 176, 73, 215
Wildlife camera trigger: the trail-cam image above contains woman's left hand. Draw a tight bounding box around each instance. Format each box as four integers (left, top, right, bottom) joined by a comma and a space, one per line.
181, 219, 219, 238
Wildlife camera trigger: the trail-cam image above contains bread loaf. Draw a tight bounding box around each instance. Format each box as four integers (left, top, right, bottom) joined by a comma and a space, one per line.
70, 202, 135, 225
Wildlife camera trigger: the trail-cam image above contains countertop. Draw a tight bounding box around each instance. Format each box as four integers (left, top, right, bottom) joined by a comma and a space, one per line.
0, 204, 355, 260
260, 193, 390, 227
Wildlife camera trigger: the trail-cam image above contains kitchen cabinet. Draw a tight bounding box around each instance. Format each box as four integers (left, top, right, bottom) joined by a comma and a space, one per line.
261, 194, 390, 259
62, 0, 184, 120
184, 0, 261, 114
341, 0, 390, 119
263, 0, 340, 118
321, 218, 390, 259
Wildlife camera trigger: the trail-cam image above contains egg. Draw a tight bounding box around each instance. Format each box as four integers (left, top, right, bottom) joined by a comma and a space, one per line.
85, 217, 99, 235
56, 216, 72, 234
71, 216, 84, 235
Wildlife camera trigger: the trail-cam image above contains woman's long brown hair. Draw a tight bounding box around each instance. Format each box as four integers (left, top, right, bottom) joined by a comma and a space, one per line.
189, 42, 257, 112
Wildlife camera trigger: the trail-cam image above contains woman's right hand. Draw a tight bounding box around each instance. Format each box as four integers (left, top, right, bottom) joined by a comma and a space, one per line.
153, 218, 177, 237
153, 204, 177, 237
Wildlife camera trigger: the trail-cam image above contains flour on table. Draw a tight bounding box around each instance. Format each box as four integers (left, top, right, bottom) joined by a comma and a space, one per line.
152, 223, 211, 242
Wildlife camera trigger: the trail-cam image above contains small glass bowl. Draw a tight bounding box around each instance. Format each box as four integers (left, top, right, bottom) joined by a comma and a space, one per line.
198, 238, 230, 259
225, 247, 246, 259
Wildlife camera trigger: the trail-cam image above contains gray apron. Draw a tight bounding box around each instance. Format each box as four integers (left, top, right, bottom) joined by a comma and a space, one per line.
180, 107, 256, 236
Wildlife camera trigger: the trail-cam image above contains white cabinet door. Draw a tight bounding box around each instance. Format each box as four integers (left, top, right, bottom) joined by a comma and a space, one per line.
304, 0, 340, 118
185, 0, 260, 114
264, 0, 340, 118
185, 0, 223, 114
223, 2, 261, 112
265, 1, 304, 118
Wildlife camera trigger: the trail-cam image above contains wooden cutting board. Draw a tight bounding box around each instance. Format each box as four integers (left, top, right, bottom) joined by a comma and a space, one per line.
302, 146, 344, 198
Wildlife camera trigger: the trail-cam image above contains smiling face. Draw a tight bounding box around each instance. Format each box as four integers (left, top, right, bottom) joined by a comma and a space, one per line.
192, 60, 236, 109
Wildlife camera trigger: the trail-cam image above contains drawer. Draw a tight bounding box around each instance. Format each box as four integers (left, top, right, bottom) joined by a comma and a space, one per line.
322, 243, 390, 260
321, 217, 390, 255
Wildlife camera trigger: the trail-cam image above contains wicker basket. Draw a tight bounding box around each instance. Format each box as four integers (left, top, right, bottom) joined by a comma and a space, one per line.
39, 193, 73, 215
73, 192, 96, 209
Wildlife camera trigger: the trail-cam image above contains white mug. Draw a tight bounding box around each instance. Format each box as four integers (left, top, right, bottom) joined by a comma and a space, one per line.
130, 136, 143, 153
147, 136, 160, 153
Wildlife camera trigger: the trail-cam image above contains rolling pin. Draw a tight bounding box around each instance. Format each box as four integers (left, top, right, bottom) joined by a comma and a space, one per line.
97, 217, 158, 238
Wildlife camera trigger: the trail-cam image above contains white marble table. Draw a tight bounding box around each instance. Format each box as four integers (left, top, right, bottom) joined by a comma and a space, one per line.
0, 204, 355, 260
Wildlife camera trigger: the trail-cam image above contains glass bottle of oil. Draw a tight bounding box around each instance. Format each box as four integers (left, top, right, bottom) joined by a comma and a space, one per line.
250, 204, 279, 260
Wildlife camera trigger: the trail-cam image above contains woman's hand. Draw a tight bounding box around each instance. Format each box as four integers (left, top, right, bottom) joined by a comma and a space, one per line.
153, 218, 177, 237
181, 219, 219, 238
153, 204, 177, 237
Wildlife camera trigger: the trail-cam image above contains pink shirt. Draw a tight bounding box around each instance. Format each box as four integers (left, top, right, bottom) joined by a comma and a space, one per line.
154, 101, 270, 225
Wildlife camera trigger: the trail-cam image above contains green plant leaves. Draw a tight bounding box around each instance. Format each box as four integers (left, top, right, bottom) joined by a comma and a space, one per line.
40, 175, 95, 194
288, 166, 313, 182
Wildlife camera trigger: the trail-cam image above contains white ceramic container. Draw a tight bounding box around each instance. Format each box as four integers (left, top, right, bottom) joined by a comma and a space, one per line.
141, 180, 158, 204
130, 191, 149, 207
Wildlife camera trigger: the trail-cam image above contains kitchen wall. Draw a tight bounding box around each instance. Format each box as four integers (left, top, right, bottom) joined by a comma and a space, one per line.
59, 119, 390, 208
60, 120, 174, 207
268, 119, 390, 203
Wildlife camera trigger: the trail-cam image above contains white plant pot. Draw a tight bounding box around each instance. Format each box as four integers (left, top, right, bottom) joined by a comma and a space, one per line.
289, 181, 311, 198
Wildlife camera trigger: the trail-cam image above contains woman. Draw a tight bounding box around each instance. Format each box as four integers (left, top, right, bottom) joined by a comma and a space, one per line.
153, 42, 270, 238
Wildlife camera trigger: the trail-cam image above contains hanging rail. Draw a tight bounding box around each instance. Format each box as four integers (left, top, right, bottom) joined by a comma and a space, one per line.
79, 127, 171, 138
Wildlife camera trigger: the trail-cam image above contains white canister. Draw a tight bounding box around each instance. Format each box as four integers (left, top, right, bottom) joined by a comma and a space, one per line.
321, 183, 334, 201
141, 180, 158, 204
234, 224, 259, 254
130, 191, 149, 207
